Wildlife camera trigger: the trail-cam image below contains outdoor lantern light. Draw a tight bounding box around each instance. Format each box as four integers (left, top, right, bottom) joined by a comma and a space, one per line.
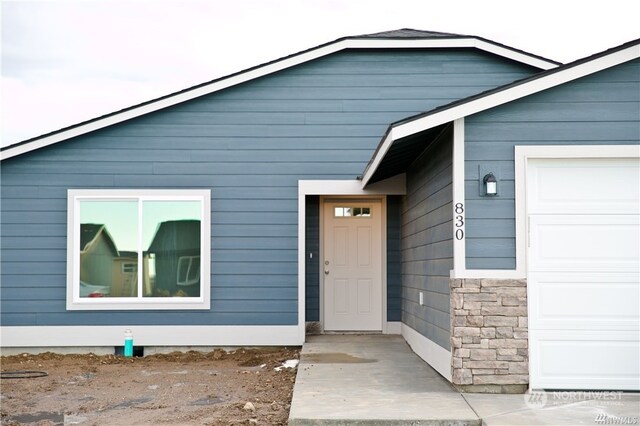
483, 172, 498, 196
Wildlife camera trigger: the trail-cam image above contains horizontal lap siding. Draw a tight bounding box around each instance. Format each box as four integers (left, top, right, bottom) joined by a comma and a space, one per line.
0, 49, 538, 327
465, 59, 640, 269
401, 132, 453, 350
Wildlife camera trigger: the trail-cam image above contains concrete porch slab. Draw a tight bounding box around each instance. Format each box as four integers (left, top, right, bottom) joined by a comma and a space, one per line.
288, 335, 480, 425
464, 392, 640, 425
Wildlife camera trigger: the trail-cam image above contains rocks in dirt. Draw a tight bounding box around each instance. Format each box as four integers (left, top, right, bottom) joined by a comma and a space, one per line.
243, 401, 256, 411
274, 359, 299, 371
147, 385, 159, 390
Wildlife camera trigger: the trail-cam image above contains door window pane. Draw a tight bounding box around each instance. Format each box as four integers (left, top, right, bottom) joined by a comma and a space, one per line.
334, 206, 372, 218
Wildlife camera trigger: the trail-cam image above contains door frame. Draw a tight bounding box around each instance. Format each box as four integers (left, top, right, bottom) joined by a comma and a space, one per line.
297, 176, 406, 342
319, 195, 387, 333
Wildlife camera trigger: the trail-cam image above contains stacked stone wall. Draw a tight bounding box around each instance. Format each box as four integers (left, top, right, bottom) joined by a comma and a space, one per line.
450, 278, 528, 392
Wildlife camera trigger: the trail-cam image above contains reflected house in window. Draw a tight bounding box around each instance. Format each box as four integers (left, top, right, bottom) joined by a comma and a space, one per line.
80, 224, 139, 298
112, 251, 138, 297
146, 219, 201, 298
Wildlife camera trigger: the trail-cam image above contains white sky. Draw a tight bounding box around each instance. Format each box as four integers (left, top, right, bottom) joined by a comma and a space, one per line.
2, 0, 639, 147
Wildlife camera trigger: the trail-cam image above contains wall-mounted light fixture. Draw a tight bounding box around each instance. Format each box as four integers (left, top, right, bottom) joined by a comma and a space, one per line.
483, 172, 498, 196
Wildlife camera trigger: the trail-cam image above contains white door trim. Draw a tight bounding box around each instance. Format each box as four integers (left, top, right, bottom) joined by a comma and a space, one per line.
320, 196, 386, 332
297, 175, 406, 341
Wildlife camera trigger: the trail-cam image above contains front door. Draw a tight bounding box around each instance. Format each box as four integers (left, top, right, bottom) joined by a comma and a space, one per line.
323, 200, 382, 331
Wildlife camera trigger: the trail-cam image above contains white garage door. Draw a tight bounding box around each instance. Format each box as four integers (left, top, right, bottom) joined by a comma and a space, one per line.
527, 157, 640, 390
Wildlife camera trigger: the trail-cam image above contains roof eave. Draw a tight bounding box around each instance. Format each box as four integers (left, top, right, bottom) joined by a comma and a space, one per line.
1, 35, 558, 161
361, 39, 640, 187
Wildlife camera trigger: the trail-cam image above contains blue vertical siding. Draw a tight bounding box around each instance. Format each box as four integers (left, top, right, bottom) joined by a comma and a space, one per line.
465, 59, 640, 269
0, 49, 538, 327
401, 129, 453, 350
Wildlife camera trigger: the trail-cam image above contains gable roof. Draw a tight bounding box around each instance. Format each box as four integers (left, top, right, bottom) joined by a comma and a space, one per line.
362, 38, 640, 186
80, 224, 119, 255
1, 28, 559, 161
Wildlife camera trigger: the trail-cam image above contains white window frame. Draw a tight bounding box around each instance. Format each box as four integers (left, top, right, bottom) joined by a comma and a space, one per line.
67, 189, 211, 310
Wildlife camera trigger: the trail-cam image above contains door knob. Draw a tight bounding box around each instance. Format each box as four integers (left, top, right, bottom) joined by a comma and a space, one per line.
324, 270, 330, 275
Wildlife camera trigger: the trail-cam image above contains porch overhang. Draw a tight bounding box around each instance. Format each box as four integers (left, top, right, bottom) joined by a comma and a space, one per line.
361, 123, 452, 187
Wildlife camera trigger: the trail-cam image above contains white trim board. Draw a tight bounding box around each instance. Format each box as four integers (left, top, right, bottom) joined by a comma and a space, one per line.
0, 325, 302, 347
0, 37, 557, 161
402, 323, 452, 381
361, 41, 640, 187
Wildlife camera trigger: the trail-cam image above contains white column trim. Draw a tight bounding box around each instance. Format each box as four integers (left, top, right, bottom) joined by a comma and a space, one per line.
451, 118, 466, 276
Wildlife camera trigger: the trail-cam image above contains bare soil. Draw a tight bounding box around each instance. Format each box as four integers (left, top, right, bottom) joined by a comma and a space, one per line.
0, 347, 300, 425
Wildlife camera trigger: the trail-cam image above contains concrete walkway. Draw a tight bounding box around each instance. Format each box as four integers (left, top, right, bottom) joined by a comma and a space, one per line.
288, 334, 479, 425
288, 335, 640, 425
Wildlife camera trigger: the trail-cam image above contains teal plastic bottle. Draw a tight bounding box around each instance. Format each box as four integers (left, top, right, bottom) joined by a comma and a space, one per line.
124, 329, 133, 357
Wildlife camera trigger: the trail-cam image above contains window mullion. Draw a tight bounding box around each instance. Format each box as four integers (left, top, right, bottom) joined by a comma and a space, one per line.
137, 198, 144, 300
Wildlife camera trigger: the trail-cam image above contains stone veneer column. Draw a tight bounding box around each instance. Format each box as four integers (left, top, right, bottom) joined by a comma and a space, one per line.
450, 278, 529, 393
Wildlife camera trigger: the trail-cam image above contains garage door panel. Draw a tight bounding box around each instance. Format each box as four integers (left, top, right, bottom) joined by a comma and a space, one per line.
527, 156, 640, 391
529, 272, 639, 331
530, 330, 640, 390
528, 158, 640, 215
529, 215, 640, 272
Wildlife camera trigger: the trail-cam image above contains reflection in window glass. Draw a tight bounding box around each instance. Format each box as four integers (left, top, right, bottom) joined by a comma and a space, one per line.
334, 206, 372, 218
143, 201, 201, 298
78, 199, 202, 299
177, 256, 201, 286
79, 201, 138, 298
360, 207, 371, 217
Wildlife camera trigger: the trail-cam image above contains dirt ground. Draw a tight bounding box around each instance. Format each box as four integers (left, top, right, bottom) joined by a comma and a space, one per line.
0, 347, 300, 425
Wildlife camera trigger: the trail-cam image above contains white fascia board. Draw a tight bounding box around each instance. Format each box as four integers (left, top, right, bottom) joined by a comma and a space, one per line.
0, 37, 557, 161
471, 38, 557, 70
361, 131, 396, 187
362, 44, 638, 184
347, 38, 557, 70
393, 44, 639, 141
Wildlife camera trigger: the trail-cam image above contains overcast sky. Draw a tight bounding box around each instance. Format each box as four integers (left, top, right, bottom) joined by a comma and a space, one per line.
2, 0, 639, 147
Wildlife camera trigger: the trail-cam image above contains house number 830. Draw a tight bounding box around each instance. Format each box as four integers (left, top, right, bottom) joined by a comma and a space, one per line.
454, 203, 464, 240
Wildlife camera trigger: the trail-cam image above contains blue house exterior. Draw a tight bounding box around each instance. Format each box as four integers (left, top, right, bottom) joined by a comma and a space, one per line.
1, 30, 638, 392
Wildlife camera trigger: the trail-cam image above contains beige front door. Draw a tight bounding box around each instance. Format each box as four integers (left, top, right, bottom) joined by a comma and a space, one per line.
323, 200, 383, 331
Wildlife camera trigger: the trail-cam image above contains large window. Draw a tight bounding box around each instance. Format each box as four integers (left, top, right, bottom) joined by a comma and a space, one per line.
67, 190, 211, 310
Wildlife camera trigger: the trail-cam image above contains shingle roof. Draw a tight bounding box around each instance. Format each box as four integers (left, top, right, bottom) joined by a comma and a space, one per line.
352, 28, 465, 39
80, 223, 119, 255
